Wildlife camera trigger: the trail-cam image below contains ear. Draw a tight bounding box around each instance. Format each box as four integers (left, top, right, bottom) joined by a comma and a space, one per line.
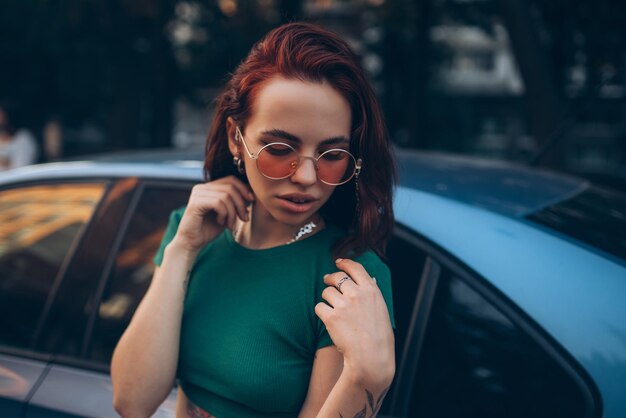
226, 117, 240, 157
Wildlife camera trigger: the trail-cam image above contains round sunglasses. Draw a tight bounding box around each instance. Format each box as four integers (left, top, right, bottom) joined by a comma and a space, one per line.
235, 127, 361, 186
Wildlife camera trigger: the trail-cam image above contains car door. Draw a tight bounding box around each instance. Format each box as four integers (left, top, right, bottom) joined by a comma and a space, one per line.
380, 226, 601, 418
24, 179, 192, 418
0, 181, 108, 417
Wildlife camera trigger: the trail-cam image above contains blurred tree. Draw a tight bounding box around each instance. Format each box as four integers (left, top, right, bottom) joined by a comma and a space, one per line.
0, 0, 299, 154
377, 0, 421, 148
497, 0, 564, 167
1, 0, 622, 181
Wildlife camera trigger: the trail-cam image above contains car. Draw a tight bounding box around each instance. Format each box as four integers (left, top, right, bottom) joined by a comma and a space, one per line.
0, 148, 624, 418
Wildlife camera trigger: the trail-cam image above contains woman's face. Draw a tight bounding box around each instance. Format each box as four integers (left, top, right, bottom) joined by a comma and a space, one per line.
228, 76, 352, 227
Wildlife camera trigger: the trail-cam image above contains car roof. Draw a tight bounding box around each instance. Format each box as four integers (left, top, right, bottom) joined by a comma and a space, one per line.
396, 149, 588, 218
2, 147, 588, 219
91, 147, 589, 218
0, 159, 204, 185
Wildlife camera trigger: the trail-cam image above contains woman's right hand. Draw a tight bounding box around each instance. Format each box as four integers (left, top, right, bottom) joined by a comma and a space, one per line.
171, 175, 254, 254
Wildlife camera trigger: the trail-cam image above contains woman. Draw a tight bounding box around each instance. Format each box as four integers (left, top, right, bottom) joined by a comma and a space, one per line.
111, 22, 396, 418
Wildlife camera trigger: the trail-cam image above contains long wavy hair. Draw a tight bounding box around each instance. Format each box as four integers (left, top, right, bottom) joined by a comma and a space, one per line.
204, 22, 395, 259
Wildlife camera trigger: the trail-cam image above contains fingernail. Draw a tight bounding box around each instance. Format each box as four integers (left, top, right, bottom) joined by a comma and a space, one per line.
323, 274, 328, 279
335, 258, 343, 263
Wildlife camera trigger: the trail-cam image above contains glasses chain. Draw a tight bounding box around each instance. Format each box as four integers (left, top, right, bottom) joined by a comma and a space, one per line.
354, 170, 360, 213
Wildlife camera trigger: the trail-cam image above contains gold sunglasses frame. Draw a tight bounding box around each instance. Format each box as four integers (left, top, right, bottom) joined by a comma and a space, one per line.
235, 127, 362, 186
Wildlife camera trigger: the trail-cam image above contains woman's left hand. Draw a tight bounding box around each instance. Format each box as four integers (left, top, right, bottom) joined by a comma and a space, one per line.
315, 258, 395, 389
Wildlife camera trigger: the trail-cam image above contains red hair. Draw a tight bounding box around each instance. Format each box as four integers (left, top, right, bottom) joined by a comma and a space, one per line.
204, 22, 396, 259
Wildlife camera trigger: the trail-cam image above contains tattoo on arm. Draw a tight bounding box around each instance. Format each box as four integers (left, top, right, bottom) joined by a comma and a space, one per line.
186, 398, 216, 418
338, 386, 390, 418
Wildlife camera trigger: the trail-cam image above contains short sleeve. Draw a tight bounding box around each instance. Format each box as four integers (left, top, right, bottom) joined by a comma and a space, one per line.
152, 206, 186, 266
316, 251, 395, 350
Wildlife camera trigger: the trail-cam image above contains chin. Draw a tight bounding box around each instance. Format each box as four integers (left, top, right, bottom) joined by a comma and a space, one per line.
270, 204, 322, 226
275, 210, 318, 226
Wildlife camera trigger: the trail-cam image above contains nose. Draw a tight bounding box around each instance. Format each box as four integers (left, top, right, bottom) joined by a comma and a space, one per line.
290, 156, 318, 186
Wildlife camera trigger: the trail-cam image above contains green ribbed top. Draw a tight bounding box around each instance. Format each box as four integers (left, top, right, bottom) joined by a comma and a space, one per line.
153, 206, 395, 418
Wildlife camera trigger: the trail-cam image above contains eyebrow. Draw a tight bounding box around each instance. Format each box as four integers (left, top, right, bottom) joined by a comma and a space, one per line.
260, 129, 350, 146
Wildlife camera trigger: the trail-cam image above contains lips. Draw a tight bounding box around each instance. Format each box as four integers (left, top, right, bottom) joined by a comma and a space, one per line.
276, 193, 318, 213
278, 193, 317, 203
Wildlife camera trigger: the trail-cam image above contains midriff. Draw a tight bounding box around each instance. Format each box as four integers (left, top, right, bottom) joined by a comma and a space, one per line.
176, 387, 217, 418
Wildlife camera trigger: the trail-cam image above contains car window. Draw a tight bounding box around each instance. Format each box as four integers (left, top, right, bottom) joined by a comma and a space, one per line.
407, 269, 592, 418
386, 233, 428, 369
86, 184, 191, 364
527, 186, 626, 261
380, 232, 429, 417
0, 183, 105, 350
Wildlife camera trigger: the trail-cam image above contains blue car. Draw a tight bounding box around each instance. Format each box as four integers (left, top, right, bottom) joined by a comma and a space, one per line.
0, 148, 624, 417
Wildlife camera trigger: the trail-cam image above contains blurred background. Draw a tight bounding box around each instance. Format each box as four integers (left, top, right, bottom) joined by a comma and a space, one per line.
1, 0, 625, 190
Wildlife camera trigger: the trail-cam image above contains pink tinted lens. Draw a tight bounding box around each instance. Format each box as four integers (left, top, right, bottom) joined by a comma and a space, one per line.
317, 150, 355, 184
257, 144, 298, 179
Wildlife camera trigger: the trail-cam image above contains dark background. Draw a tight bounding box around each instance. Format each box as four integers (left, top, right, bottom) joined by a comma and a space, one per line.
1, 0, 625, 189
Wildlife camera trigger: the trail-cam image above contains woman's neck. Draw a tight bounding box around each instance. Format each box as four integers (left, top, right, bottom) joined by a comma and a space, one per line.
234, 202, 324, 249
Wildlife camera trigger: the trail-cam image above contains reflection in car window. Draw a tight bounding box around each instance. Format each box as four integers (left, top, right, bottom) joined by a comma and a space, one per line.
0, 183, 105, 350
527, 186, 626, 260
409, 270, 590, 418
87, 185, 190, 364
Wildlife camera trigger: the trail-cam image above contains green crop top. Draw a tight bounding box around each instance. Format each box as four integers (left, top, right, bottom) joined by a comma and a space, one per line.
153, 206, 395, 418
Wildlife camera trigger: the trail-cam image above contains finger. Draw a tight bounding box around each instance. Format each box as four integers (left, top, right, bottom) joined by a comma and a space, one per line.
323, 272, 358, 293
334, 258, 371, 285
314, 301, 333, 322
194, 178, 253, 208
190, 188, 232, 227
228, 188, 250, 222
321, 286, 343, 307
217, 192, 237, 229
203, 190, 235, 227
211, 199, 228, 225
221, 176, 255, 202
193, 185, 247, 225
212, 183, 250, 222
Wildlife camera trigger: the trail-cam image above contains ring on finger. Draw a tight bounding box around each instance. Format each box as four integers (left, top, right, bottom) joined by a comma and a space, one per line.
336, 276, 353, 292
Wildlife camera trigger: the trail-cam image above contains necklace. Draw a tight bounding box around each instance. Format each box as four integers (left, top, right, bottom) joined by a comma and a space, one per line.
233, 215, 321, 246
286, 220, 318, 244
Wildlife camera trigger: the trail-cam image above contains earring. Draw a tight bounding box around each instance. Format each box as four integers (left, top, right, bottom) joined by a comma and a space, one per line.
233, 155, 245, 174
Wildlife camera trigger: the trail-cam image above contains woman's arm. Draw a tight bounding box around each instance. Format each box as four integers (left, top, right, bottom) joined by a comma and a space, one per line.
298, 345, 391, 418
111, 241, 197, 418
315, 367, 392, 417
313, 258, 396, 417
298, 346, 343, 418
111, 177, 253, 417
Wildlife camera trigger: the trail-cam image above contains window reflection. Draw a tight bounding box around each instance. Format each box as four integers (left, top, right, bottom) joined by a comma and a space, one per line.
528, 186, 626, 260
0, 184, 104, 350
88, 186, 190, 364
